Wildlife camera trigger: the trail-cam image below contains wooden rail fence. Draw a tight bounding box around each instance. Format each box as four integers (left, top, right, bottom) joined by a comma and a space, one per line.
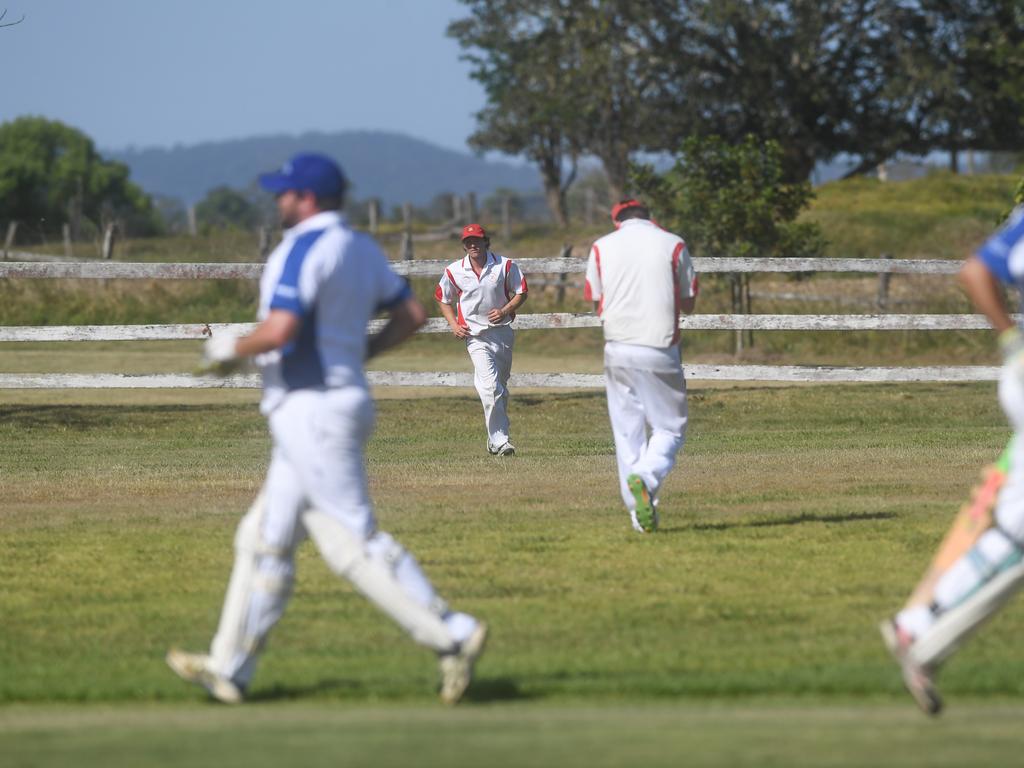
0, 256, 994, 389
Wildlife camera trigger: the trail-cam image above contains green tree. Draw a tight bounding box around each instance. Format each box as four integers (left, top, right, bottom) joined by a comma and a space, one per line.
902, 0, 1024, 173
0, 116, 159, 239
449, 0, 589, 227
194, 186, 261, 232
633, 135, 825, 351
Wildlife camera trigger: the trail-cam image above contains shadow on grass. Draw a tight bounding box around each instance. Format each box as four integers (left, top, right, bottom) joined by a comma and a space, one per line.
247, 676, 534, 704
668, 510, 898, 533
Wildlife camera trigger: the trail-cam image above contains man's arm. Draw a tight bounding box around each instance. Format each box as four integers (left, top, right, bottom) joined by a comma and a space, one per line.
367, 296, 428, 360
437, 299, 470, 339
235, 310, 301, 357
487, 292, 527, 323
203, 309, 301, 371
960, 255, 1014, 334
680, 295, 697, 315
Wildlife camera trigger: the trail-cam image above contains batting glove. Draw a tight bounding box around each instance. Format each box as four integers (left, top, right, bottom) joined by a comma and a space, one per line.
198, 334, 243, 376
999, 327, 1024, 376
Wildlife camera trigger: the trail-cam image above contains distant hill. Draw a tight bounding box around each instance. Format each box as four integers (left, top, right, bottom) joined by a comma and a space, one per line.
106, 131, 541, 206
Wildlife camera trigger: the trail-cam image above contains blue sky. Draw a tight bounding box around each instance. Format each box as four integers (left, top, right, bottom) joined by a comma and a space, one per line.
0, 0, 485, 153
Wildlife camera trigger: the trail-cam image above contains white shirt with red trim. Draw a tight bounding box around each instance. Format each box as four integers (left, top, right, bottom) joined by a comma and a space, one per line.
435, 251, 528, 335
584, 219, 698, 348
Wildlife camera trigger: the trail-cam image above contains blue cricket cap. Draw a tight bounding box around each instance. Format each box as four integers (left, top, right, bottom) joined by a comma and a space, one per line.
259, 153, 347, 198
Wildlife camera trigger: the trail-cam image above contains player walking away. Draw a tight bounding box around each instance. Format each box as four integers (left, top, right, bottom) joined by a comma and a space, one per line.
166, 153, 487, 705
435, 224, 528, 456
880, 205, 1024, 716
585, 200, 699, 533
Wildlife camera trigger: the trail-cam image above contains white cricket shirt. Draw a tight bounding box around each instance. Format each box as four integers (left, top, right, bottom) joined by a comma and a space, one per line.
256, 211, 411, 414
584, 219, 698, 348
435, 251, 528, 335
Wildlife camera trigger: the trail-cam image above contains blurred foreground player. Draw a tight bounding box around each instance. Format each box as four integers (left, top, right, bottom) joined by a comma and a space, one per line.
881, 205, 1024, 715
166, 153, 486, 704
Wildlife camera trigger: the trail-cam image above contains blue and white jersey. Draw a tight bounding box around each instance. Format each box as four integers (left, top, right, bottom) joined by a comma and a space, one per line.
256, 211, 411, 413
977, 206, 1024, 289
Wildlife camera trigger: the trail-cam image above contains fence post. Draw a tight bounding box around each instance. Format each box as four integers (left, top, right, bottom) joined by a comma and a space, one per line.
732, 275, 744, 355
3, 221, 17, 260
368, 199, 380, 235
62, 223, 73, 259
453, 194, 464, 225
401, 202, 414, 261
467, 192, 478, 222
556, 244, 573, 305
502, 195, 511, 242
102, 223, 118, 260
585, 188, 595, 225
187, 205, 198, 236
257, 226, 272, 259
876, 252, 893, 311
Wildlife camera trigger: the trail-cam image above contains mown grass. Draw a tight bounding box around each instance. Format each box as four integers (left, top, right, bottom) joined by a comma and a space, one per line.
807, 170, 1018, 259
1, 384, 1022, 764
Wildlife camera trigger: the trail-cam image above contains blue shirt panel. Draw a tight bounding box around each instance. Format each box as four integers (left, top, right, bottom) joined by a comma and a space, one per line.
977, 208, 1024, 286
269, 228, 326, 316
281, 305, 325, 390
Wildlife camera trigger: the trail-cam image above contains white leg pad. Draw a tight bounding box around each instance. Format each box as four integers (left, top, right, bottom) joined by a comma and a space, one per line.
909, 558, 1024, 669
209, 495, 295, 685
303, 510, 456, 653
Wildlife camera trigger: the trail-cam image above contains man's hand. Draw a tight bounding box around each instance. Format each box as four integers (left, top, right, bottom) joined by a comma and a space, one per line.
487, 307, 505, 324
198, 334, 244, 376
450, 322, 471, 339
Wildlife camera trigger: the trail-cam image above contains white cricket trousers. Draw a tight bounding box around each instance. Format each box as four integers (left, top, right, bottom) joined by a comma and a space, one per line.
897, 364, 1024, 638
603, 341, 689, 511
466, 325, 514, 448
209, 386, 470, 687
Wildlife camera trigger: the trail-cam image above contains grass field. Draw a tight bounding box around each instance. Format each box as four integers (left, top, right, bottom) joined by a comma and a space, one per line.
3, 383, 1024, 766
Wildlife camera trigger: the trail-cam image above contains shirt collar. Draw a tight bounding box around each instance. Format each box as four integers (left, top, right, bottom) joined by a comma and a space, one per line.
285, 210, 343, 237
462, 250, 497, 270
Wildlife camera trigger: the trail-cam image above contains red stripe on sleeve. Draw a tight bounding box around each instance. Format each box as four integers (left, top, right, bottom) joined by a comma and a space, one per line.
671, 242, 684, 345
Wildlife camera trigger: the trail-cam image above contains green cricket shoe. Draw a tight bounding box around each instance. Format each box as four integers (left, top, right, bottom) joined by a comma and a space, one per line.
627, 473, 658, 533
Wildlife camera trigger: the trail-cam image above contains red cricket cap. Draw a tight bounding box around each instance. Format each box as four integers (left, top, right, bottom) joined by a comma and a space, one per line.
461, 223, 488, 240
610, 199, 644, 222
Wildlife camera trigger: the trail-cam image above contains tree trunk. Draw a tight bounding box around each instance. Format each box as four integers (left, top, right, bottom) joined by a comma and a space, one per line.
543, 182, 569, 228
949, 148, 960, 174
599, 149, 629, 204
539, 157, 569, 228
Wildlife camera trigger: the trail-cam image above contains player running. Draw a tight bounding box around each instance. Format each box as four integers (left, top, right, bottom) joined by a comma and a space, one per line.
166, 153, 486, 705
881, 204, 1024, 715
435, 224, 528, 456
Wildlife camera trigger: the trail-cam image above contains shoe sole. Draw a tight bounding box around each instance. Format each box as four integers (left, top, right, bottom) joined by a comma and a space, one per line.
166, 648, 243, 704
877, 620, 943, 716
627, 474, 656, 532
440, 622, 489, 705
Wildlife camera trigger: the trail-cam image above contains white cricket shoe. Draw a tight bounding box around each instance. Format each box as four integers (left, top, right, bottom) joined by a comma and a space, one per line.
438, 622, 488, 705
488, 442, 515, 456
879, 619, 942, 716
166, 648, 244, 704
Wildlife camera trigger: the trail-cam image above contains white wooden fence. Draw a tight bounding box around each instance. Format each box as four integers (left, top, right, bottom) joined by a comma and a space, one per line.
0, 256, 998, 389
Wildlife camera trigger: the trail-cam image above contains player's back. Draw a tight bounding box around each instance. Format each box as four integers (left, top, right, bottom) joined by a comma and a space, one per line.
593, 219, 686, 348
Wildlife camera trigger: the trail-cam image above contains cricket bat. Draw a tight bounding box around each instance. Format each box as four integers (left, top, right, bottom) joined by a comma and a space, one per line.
904, 438, 1015, 609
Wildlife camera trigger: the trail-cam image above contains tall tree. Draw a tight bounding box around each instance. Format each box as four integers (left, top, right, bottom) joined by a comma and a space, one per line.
450, 0, 588, 227
571, 0, 683, 200
0, 116, 159, 238
654, 1, 921, 181
898, 0, 1024, 173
